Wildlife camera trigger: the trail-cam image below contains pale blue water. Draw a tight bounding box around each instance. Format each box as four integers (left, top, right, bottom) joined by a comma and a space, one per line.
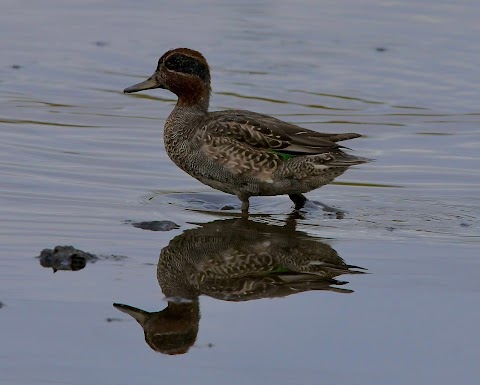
1, 1, 479, 384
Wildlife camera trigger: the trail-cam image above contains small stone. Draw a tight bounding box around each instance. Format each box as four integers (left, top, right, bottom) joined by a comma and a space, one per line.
375, 47, 387, 52
130, 220, 180, 231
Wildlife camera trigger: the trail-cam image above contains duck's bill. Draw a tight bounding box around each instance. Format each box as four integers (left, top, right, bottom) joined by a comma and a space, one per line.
124, 75, 162, 93
113, 303, 148, 324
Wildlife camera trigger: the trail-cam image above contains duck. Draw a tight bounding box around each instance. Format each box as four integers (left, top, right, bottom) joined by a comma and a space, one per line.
124, 48, 368, 212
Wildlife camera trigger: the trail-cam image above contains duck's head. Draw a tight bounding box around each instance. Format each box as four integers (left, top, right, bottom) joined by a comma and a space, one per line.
124, 48, 211, 108
113, 300, 200, 355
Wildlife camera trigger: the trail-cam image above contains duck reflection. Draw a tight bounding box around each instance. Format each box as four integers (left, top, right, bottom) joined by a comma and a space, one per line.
114, 216, 365, 355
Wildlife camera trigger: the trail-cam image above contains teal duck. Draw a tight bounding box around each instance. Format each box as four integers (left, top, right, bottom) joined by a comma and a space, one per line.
124, 48, 368, 212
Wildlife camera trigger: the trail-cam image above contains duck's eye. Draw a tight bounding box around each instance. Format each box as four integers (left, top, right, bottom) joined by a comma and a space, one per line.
164, 54, 208, 82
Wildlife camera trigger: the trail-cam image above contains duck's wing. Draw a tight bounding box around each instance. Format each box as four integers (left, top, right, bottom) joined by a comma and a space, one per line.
202, 110, 361, 155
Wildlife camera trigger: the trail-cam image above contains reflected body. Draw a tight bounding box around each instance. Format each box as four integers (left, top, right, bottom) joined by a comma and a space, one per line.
124, 48, 368, 212
114, 217, 365, 354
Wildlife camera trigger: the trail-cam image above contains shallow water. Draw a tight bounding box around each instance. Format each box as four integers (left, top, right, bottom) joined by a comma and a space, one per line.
1, 0, 480, 384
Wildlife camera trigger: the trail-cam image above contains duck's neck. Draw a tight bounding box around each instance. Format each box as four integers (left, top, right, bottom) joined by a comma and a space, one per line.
173, 81, 211, 112
165, 94, 209, 140
176, 91, 210, 112
165, 104, 204, 134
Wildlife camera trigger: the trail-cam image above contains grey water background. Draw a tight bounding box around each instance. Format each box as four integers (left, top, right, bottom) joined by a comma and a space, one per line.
1, 0, 479, 384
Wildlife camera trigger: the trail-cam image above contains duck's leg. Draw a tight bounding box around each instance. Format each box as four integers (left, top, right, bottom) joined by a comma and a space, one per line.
237, 193, 250, 214
289, 193, 307, 210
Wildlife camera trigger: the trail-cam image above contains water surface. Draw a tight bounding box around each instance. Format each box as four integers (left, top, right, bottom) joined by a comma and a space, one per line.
1, 1, 479, 384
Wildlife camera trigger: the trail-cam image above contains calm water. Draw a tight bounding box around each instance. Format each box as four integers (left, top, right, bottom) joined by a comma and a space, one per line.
1, 0, 479, 384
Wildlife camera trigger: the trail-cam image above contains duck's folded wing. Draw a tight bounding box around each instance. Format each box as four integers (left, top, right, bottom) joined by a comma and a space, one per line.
201, 110, 361, 155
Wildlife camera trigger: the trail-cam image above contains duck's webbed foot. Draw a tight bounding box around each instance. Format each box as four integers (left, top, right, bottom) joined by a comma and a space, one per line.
289, 193, 307, 210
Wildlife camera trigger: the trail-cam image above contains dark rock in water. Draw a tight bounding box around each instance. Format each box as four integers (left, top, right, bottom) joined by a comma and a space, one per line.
37, 246, 128, 272
94, 41, 109, 47
128, 220, 180, 231
459, 222, 471, 227
11, 64, 21, 69
37, 245, 98, 272
0, 301, 4, 309
375, 47, 387, 52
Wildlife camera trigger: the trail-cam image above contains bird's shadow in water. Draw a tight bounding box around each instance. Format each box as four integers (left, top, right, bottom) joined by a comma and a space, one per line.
114, 215, 365, 355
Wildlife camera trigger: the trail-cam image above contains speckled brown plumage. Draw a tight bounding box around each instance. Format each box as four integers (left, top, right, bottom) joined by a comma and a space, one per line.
124, 48, 369, 212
